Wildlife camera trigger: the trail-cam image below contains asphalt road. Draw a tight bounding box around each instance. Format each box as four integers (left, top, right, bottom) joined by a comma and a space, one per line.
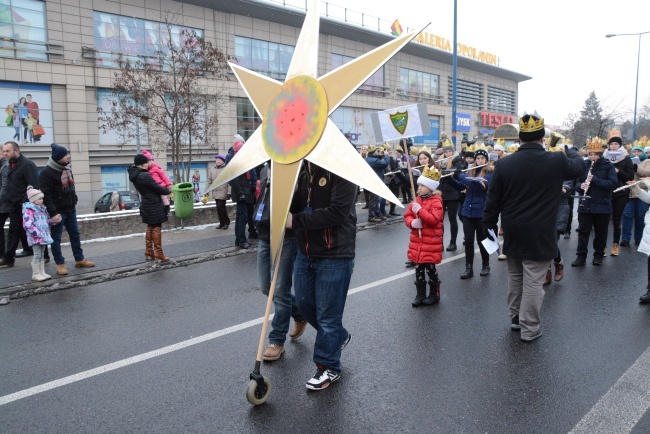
2, 222, 650, 433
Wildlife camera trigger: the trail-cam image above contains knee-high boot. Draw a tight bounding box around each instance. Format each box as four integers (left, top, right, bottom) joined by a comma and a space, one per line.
152, 226, 171, 264
145, 226, 154, 260
412, 281, 426, 307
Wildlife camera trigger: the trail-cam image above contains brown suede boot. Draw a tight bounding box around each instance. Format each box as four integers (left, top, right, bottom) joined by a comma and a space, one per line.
543, 267, 552, 286
145, 226, 154, 260
554, 260, 564, 282
152, 226, 171, 264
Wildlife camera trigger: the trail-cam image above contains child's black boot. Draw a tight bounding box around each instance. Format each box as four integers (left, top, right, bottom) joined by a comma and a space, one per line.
412, 281, 426, 307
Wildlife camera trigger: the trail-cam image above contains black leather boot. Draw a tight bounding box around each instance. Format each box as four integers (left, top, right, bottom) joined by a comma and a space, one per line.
480, 261, 490, 276
640, 287, 650, 304
412, 281, 427, 307
460, 264, 473, 279
423, 279, 441, 305
446, 240, 457, 252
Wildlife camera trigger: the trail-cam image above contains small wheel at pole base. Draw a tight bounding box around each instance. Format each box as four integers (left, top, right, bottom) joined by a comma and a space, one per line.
246, 372, 271, 405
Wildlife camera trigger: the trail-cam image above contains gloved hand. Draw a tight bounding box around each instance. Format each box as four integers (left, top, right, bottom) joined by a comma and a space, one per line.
411, 202, 422, 214
483, 226, 497, 242
411, 218, 423, 229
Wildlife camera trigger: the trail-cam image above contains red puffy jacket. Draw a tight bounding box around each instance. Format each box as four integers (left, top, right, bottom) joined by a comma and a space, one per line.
403, 193, 444, 264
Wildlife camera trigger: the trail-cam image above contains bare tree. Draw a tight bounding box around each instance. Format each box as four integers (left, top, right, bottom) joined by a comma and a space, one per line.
563, 91, 617, 147
98, 16, 229, 182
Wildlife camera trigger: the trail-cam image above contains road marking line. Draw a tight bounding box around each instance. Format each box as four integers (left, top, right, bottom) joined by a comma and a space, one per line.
569, 346, 650, 434
1, 251, 469, 406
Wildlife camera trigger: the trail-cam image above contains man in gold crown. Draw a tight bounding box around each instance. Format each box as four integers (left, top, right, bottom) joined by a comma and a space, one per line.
572, 137, 617, 267
483, 112, 585, 342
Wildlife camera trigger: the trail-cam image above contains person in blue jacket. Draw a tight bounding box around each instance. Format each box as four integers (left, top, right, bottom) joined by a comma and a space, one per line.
448, 144, 493, 278
572, 137, 618, 267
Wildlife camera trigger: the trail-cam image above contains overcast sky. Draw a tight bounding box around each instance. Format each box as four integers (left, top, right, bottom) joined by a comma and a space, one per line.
318, 0, 650, 129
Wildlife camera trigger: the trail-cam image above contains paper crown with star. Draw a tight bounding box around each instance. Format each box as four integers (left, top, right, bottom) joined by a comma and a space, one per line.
587, 137, 604, 153
417, 166, 441, 191
464, 144, 476, 157
519, 111, 545, 142
418, 145, 431, 156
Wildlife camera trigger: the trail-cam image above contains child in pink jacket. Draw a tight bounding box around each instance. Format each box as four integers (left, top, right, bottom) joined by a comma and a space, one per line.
142, 150, 172, 213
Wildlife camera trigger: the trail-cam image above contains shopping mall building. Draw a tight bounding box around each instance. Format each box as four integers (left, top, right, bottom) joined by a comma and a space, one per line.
0, 0, 530, 211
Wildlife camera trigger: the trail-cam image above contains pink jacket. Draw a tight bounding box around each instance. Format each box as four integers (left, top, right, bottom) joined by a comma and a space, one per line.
142, 150, 172, 188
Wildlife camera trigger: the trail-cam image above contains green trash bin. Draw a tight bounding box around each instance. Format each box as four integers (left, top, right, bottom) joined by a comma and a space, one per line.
172, 182, 194, 219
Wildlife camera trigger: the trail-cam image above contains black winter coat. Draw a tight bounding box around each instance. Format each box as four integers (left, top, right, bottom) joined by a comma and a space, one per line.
483, 143, 586, 261
576, 157, 618, 214
128, 166, 170, 225
0, 158, 9, 213
608, 154, 635, 199
290, 164, 357, 259
438, 155, 463, 201
229, 171, 255, 204
39, 165, 78, 216
3, 154, 39, 212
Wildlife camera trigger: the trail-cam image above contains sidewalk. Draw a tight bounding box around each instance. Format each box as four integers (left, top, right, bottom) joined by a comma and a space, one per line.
0, 202, 404, 299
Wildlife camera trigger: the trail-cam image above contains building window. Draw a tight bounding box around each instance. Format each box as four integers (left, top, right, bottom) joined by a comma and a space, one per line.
0, 80, 52, 144
235, 97, 261, 141
447, 78, 483, 111
234, 36, 294, 80
0, 0, 47, 61
92, 12, 203, 68
398, 68, 440, 103
332, 54, 385, 96
488, 86, 516, 115
97, 89, 148, 146
330, 106, 378, 145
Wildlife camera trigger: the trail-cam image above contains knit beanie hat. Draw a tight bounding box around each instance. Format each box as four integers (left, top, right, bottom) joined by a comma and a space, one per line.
233, 142, 244, 154
215, 154, 226, 162
607, 128, 623, 145
134, 154, 149, 166
51, 143, 69, 162
142, 149, 154, 161
26, 185, 44, 203
234, 134, 245, 143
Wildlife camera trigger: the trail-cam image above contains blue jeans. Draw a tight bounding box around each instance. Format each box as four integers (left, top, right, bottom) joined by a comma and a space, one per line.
293, 251, 354, 374
379, 197, 387, 215
50, 209, 85, 265
234, 203, 249, 245
257, 238, 304, 346
368, 193, 380, 218
622, 198, 649, 243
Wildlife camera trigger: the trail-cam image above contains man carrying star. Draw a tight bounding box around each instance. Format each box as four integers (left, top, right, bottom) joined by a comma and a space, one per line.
286, 161, 357, 391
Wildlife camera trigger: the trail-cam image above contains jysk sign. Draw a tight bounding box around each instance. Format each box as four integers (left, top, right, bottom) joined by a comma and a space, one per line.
456, 113, 471, 132
480, 112, 515, 128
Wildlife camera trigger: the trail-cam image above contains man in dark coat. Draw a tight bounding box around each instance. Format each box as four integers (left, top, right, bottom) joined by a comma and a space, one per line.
288, 162, 356, 391
482, 113, 585, 342
39, 143, 94, 275
1, 141, 40, 267
573, 137, 618, 267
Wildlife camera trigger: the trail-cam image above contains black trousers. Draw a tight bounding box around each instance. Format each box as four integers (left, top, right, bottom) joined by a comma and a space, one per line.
610, 194, 627, 244
462, 216, 489, 266
565, 196, 574, 233
443, 200, 459, 242
415, 263, 439, 284
215, 199, 230, 227
3, 206, 30, 261
576, 213, 609, 259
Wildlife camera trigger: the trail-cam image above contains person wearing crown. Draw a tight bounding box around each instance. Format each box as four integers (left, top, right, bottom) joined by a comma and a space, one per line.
438, 139, 463, 252
621, 138, 650, 247
448, 143, 493, 279
483, 112, 585, 342
604, 128, 635, 256
404, 166, 444, 306
572, 137, 618, 267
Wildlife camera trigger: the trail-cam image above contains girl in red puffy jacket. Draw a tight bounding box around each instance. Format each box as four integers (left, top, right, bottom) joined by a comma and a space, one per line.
404, 166, 444, 307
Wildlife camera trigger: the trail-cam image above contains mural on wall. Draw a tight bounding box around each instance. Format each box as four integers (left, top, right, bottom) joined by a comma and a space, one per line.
0, 81, 52, 145
330, 106, 378, 145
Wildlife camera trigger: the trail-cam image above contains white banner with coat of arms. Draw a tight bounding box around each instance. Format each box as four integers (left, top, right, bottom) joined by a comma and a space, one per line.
370, 103, 430, 142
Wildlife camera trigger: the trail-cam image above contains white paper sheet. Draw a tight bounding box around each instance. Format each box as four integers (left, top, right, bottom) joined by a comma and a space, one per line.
481, 229, 501, 255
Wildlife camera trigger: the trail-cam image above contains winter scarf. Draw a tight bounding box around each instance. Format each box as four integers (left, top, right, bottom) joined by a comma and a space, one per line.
47, 157, 75, 193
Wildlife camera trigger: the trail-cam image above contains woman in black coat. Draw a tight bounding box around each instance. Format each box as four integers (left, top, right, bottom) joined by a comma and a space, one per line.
128, 154, 171, 264
603, 137, 635, 255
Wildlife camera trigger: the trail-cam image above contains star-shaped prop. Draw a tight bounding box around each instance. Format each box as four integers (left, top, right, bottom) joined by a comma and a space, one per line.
207, 0, 428, 264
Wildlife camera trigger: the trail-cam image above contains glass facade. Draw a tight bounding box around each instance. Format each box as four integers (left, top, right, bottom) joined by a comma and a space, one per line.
235, 97, 261, 141
97, 89, 148, 146
0, 81, 52, 145
398, 68, 439, 103
331, 53, 384, 96
488, 86, 516, 115
92, 12, 203, 68
0, 0, 47, 60
234, 36, 294, 80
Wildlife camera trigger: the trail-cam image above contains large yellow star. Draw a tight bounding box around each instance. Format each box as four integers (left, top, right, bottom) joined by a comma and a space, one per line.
207, 1, 427, 264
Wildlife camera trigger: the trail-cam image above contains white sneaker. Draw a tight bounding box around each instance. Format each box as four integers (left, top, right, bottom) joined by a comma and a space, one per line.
306, 366, 340, 390
498, 254, 507, 261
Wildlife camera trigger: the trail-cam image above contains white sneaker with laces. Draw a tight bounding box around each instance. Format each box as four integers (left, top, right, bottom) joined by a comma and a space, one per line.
306, 366, 340, 390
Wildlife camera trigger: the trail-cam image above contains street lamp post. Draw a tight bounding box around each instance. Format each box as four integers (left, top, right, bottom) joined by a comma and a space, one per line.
606, 30, 650, 141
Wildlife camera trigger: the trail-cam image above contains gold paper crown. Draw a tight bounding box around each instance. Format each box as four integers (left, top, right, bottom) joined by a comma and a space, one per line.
564, 138, 572, 145
465, 144, 476, 153
587, 137, 604, 153
441, 139, 454, 149
506, 143, 519, 153
607, 128, 622, 141
496, 139, 505, 147
486, 146, 493, 153
421, 165, 441, 182
368, 145, 377, 153
410, 146, 420, 156
547, 145, 564, 153
474, 143, 488, 153
419, 145, 431, 155
518, 112, 545, 133
638, 136, 649, 146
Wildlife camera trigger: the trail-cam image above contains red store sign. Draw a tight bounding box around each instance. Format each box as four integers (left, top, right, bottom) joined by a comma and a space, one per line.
480, 112, 515, 128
